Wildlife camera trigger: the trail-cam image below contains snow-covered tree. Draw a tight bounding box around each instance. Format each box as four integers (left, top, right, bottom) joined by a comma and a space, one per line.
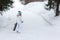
0, 0, 13, 15
46, 0, 60, 16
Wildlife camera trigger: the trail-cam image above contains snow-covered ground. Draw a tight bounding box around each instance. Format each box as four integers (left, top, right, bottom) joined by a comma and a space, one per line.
0, 0, 60, 40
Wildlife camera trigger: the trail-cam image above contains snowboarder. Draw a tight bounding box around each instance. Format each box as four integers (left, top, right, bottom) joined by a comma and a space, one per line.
13, 11, 23, 33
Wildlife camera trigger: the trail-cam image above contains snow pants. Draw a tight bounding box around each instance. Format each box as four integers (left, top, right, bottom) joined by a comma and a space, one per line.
16, 22, 22, 32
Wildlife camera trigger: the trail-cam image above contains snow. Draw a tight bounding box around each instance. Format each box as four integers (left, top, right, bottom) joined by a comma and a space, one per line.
0, 0, 60, 40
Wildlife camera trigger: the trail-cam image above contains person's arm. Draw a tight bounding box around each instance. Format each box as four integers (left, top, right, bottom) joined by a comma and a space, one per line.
21, 16, 23, 23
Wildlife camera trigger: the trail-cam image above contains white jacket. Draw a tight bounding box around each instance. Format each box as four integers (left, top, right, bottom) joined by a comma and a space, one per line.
17, 16, 22, 24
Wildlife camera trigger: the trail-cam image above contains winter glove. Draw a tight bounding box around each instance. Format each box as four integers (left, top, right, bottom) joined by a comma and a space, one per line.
21, 21, 23, 23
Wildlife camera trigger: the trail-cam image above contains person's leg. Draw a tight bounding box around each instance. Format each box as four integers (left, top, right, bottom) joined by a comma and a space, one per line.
17, 24, 21, 33
16, 23, 22, 33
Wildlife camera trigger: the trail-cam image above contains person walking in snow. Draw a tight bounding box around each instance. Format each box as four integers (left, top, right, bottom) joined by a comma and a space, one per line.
13, 11, 23, 33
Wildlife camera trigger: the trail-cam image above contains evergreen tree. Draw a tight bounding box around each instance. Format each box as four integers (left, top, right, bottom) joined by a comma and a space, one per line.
46, 0, 60, 16
0, 0, 13, 15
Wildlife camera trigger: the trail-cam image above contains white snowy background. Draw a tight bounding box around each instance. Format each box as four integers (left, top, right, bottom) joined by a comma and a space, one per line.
0, 0, 60, 40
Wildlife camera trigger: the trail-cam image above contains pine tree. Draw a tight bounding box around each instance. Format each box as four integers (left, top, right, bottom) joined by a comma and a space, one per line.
46, 0, 60, 16
0, 0, 13, 15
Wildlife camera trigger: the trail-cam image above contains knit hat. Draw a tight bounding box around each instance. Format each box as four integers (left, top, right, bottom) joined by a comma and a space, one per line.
18, 11, 21, 16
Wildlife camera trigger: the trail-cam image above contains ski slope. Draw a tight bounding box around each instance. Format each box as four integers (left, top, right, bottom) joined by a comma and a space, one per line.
0, 0, 60, 40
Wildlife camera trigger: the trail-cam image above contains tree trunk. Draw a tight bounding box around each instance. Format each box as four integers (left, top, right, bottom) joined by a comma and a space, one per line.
55, 2, 59, 16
